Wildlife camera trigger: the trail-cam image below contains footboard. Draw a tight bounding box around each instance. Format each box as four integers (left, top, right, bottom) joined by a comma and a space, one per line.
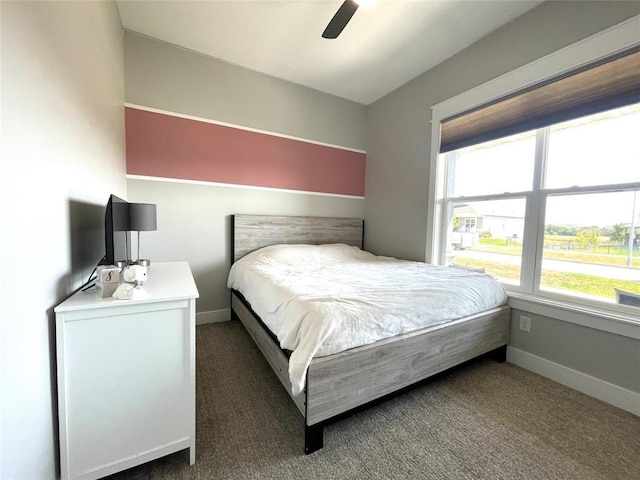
305, 306, 511, 426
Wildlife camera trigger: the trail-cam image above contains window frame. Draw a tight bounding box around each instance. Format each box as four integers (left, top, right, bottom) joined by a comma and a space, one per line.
427, 15, 640, 337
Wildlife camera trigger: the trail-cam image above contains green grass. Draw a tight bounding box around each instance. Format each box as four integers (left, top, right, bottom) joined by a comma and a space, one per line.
542, 250, 640, 267
453, 256, 640, 300
478, 238, 513, 247
474, 241, 640, 267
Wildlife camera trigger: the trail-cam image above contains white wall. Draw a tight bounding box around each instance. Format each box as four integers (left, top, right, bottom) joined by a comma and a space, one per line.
0, 2, 126, 478
124, 33, 367, 319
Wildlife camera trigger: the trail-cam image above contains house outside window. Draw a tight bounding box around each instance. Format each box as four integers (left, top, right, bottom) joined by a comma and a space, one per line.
440, 103, 640, 308
463, 218, 476, 231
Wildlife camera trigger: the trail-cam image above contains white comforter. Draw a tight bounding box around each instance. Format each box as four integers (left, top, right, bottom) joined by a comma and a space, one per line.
227, 244, 507, 396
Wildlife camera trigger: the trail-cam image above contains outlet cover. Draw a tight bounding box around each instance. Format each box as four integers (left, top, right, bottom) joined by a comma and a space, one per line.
519, 315, 531, 333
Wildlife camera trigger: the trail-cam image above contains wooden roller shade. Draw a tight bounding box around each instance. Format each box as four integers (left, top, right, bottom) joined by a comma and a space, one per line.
440, 47, 640, 153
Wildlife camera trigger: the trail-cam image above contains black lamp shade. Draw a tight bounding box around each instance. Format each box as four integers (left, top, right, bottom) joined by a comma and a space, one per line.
111, 201, 130, 231
129, 203, 157, 231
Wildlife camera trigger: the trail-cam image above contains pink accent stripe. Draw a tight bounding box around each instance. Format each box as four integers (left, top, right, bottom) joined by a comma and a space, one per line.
125, 107, 366, 196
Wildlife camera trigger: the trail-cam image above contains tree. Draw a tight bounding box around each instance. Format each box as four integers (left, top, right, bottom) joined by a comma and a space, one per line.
545, 224, 579, 236
610, 223, 628, 244
576, 227, 599, 249
599, 226, 613, 238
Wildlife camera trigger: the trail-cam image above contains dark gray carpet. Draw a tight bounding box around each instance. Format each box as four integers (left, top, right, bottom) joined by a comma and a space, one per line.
107, 321, 640, 480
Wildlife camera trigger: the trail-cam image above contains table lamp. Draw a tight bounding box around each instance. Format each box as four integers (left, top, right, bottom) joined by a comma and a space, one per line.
129, 202, 157, 266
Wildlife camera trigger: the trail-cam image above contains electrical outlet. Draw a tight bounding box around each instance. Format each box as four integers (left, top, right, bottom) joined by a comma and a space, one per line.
519, 315, 531, 333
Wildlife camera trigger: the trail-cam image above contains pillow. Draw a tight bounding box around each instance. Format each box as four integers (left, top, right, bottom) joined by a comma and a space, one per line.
614, 288, 640, 307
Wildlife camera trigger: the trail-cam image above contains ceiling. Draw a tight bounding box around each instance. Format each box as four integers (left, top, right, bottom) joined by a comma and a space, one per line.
116, 0, 544, 105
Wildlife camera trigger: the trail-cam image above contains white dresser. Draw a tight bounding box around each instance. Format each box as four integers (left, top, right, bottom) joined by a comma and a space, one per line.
55, 262, 199, 480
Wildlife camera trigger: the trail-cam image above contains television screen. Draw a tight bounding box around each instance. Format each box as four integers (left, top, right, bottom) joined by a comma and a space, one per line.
69, 199, 105, 286
104, 195, 131, 265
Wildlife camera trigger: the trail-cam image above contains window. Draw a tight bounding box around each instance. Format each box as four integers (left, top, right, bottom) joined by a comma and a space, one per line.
428, 20, 640, 330
439, 103, 640, 308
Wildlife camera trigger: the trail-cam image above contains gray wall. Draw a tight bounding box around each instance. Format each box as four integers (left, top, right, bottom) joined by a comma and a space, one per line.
0, 2, 126, 479
124, 33, 367, 318
365, 0, 640, 397
510, 309, 639, 392
124, 33, 367, 151
127, 180, 364, 316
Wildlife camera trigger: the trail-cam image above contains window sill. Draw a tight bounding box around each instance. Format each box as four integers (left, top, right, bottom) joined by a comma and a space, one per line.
506, 291, 640, 340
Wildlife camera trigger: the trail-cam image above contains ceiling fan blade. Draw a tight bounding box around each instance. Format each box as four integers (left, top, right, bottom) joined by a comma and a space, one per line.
322, 0, 359, 39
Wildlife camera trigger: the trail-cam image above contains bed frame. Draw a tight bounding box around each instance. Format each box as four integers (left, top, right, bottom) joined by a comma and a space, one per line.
230, 214, 511, 454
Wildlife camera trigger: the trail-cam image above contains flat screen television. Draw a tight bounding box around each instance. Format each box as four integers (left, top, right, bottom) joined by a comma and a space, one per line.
104, 194, 131, 266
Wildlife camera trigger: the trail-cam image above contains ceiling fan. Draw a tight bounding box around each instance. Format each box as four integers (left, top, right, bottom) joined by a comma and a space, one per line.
322, 0, 361, 39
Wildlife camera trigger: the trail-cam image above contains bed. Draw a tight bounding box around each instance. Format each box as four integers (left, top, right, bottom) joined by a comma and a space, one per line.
228, 214, 511, 454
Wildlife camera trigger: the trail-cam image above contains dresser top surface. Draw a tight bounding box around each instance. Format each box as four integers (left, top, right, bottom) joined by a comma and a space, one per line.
55, 262, 199, 313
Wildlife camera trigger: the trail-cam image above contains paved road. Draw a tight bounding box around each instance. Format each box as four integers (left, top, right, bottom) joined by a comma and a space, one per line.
455, 250, 640, 281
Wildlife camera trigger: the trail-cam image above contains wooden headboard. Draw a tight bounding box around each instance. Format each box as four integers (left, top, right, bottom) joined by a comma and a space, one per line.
232, 215, 364, 262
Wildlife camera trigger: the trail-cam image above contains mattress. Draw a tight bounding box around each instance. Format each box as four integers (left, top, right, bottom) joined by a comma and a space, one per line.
228, 243, 508, 396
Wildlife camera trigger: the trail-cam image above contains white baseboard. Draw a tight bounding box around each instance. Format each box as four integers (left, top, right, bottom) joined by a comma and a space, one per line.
507, 346, 639, 417
196, 308, 231, 325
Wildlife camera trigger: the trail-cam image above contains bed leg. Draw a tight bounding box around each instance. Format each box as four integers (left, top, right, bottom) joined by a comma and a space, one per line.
304, 424, 323, 454
489, 345, 507, 363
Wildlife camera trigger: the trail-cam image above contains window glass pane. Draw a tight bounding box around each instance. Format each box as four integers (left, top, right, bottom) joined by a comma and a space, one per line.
540, 191, 640, 306
445, 198, 526, 286
448, 131, 535, 197
546, 104, 640, 189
